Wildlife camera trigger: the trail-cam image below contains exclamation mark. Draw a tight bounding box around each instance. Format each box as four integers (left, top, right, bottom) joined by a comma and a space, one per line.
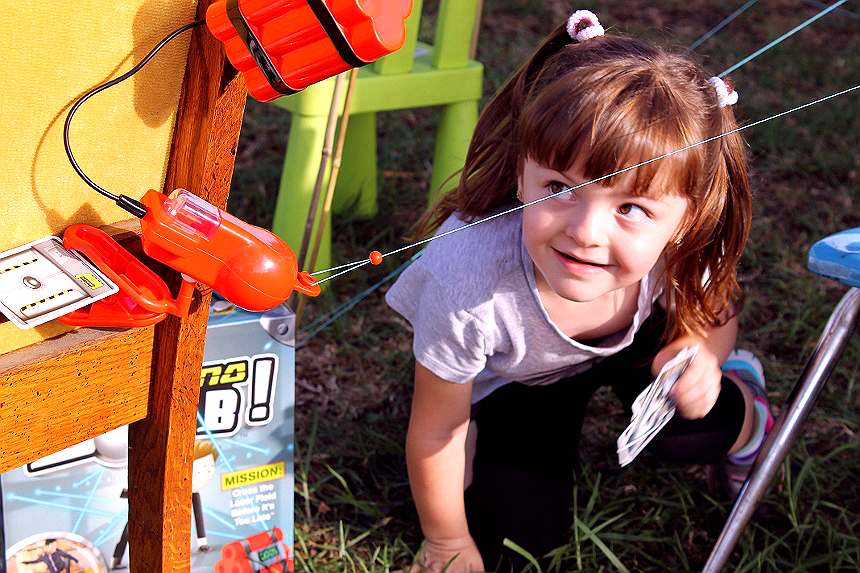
248, 356, 276, 423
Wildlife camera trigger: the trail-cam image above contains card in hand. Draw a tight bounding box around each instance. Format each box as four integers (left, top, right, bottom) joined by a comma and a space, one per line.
617, 345, 699, 466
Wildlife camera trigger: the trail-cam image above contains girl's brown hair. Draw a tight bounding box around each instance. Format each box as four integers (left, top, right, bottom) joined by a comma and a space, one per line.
416, 24, 752, 340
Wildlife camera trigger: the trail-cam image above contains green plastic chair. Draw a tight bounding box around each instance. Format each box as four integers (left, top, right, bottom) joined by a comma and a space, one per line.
270, 0, 483, 271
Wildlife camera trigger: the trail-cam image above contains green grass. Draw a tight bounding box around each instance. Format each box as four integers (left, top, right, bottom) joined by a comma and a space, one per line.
228, 0, 859, 570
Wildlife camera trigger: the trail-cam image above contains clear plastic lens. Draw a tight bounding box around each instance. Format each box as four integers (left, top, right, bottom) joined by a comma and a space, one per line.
166, 189, 221, 239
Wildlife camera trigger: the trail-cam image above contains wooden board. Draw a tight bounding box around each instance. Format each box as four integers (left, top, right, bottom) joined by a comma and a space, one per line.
0, 327, 153, 472
125, 0, 248, 568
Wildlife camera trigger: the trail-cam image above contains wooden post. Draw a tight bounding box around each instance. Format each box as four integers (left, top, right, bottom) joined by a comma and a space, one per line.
126, 0, 247, 570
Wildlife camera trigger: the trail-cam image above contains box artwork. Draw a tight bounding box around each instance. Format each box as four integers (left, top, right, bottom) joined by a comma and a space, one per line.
2, 301, 295, 573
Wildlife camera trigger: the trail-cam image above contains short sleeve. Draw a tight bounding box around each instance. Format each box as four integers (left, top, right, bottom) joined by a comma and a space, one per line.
385, 258, 487, 384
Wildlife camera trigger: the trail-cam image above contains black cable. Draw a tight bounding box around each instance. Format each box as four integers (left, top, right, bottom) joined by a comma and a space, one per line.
63, 19, 207, 218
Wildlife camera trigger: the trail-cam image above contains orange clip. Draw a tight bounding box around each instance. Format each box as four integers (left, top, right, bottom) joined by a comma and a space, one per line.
57, 224, 194, 327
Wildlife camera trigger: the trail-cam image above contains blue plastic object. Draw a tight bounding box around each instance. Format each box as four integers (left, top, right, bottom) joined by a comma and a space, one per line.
807, 227, 860, 287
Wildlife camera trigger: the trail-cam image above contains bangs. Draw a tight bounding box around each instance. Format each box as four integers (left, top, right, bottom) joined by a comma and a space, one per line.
518, 56, 706, 198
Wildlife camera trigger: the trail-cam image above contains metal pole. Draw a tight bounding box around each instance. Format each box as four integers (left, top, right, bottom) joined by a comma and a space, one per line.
702, 287, 860, 572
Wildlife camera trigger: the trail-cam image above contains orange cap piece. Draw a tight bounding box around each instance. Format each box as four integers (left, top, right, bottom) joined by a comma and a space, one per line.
328, 0, 414, 61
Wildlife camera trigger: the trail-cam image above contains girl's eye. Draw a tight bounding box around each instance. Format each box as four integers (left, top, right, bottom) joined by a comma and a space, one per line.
547, 181, 575, 201
619, 203, 649, 222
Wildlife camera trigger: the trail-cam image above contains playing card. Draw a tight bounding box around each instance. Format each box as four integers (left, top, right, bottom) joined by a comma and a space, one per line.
617, 345, 699, 466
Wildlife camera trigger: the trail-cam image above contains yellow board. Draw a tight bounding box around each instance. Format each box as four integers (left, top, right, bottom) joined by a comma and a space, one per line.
0, 0, 199, 354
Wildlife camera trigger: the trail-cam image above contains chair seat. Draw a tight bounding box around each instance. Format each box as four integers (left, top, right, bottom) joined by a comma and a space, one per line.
808, 227, 860, 287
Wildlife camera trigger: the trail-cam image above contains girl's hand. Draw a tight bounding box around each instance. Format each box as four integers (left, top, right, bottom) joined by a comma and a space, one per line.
652, 338, 723, 419
401, 536, 486, 573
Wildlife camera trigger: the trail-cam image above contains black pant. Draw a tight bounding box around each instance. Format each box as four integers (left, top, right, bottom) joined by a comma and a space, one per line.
464, 310, 745, 572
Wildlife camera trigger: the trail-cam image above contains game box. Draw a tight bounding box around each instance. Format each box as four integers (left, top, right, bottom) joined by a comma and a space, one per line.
1, 300, 296, 572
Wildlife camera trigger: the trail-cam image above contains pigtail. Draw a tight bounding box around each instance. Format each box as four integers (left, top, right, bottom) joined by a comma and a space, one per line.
662, 97, 751, 340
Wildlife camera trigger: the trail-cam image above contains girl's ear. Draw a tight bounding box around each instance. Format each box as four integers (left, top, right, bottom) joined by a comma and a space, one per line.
515, 159, 526, 202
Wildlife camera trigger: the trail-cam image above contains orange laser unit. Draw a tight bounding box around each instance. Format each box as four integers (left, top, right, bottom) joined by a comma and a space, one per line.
58, 190, 320, 328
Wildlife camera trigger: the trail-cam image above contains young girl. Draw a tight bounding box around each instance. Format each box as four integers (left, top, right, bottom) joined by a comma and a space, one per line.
386, 10, 773, 572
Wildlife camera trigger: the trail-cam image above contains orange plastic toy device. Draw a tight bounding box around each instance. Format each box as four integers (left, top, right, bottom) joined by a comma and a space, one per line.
59, 189, 319, 327
206, 0, 413, 101
215, 528, 293, 573
139, 188, 320, 311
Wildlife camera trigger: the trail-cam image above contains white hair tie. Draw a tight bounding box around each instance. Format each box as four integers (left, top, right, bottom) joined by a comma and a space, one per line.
708, 77, 739, 107
567, 10, 604, 43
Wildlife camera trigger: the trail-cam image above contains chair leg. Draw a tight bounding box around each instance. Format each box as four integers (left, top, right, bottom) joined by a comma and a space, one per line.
702, 287, 860, 572
333, 112, 378, 218
430, 99, 478, 202
272, 113, 333, 272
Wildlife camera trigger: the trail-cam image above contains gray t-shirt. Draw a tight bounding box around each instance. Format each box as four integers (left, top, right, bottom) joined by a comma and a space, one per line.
385, 207, 661, 403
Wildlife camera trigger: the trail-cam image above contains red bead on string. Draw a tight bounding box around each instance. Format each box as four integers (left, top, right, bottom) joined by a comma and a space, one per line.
369, 251, 383, 265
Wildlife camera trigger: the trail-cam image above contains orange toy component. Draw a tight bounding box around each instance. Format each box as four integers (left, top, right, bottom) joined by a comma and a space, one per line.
139, 188, 320, 311
206, 0, 413, 102
215, 528, 293, 573
58, 224, 195, 327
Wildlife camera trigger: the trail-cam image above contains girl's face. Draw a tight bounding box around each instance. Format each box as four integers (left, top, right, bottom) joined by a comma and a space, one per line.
519, 158, 689, 304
